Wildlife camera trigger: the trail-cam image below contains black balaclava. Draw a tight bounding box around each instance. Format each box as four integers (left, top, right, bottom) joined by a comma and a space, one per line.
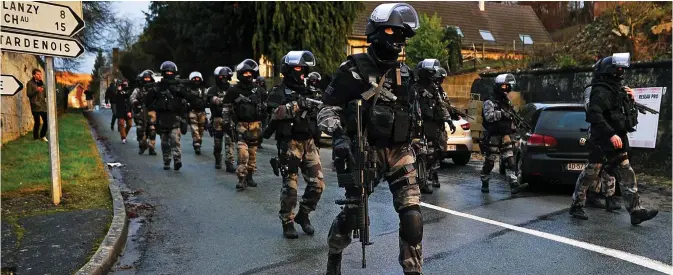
282, 67, 308, 95
217, 76, 231, 90
368, 27, 406, 68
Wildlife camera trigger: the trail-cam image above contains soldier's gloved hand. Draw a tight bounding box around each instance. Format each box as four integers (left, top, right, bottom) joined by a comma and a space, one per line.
448, 120, 457, 134
296, 97, 310, 110
500, 110, 511, 120
332, 130, 351, 161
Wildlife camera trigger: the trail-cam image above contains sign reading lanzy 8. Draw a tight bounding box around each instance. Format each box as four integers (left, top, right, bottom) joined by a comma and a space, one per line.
2, 1, 85, 36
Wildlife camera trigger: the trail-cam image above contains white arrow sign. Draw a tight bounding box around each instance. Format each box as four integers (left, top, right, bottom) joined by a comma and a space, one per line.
1, 74, 24, 96
0, 29, 84, 58
1, 1, 85, 37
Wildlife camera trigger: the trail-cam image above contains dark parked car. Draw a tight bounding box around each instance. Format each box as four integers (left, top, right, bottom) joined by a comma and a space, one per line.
514, 103, 591, 187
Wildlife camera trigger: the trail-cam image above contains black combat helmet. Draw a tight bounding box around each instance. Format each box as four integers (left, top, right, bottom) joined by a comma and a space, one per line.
434, 67, 448, 85
307, 72, 321, 87
235, 59, 259, 84
416, 59, 441, 83
159, 61, 178, 80
493, 73, 516, 99
140, 70, 154, 85
214, 66, 233, 88
281, 51, 316, 86
595, 52, 630, 82
365, 3, 420, 67
189, 71, 203, 86
255, 76, 266, 88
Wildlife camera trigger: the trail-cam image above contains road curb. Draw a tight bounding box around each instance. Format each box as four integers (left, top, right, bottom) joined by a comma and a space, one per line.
75, 112, 129, 275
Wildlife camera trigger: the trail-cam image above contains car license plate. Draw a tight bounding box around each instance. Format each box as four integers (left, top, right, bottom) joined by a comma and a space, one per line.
447, 145, 456, 151
566, 163, 585, 171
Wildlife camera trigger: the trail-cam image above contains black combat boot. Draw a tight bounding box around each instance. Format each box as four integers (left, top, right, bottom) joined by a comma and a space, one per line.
569, 204, 588, 220
225, 162, 236, 173
420, 183, 433, 194
236, 177, 247, 190
510, 182, 528, 195
149, 148, 157, 155
294, 211, 315, 235
174, 162, 182, 171
194, 144, 201, 155
404, 272, 421, 275
481, 180, 489, 193
282, 222, 299, 239
630, 209, 658, 225
215, 156, 222, 169
163, 160, 171, 170
139, 146, 147, 155
246, 173, 257, 187
325, 253, 342, 275
586, 192, 606, 209
432, 173, 440, 188
605, 196, 621, 211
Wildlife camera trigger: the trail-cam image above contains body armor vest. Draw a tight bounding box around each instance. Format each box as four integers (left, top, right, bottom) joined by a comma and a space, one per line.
482, 97, 515, 136
235, 86, 264, 122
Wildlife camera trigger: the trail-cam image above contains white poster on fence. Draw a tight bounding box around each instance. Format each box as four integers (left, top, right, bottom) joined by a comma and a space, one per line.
627, 87, 664, 148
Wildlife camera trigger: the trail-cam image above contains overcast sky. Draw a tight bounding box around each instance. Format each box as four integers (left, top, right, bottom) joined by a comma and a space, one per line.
75, 1, 150, 73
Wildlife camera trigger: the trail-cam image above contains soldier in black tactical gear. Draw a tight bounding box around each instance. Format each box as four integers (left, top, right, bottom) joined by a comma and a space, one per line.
131, 70, 158, 155
307, 72, 323, 99
255, 76, 268, 149
412, 59, 456, 194
223, 59, 267, 190
317, 3, 423, 274
480, 74, 528, 194
187, 71, 207, 155
145, 61, 190, 171
569, 53, 658, 225
207, 66, 236, 171
267, 51, 325, 239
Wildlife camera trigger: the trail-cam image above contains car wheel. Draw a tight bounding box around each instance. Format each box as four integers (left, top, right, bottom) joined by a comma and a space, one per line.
452, 153, 471, 166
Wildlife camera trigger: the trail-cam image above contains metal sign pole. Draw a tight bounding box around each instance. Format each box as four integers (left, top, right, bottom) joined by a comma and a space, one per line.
45, 56, 62, 205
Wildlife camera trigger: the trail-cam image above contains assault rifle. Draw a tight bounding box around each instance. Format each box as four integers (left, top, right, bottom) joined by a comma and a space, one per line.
501, 106, 532, 133
334, 99, 374, 268
447, 105, 474, 120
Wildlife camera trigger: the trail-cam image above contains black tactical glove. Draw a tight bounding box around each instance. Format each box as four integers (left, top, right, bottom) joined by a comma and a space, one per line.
296, 97, 310, 110
448, 120, 457, 134
331, 129, 352, 161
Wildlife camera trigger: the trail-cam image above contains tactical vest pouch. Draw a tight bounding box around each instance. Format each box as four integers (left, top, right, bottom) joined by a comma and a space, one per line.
393, 106, 411, 143
237, 103, 258, 121
367, 105, 395, 140
243, 127, 261, 141
155, 90, 173, 112
421, 99, 435, 120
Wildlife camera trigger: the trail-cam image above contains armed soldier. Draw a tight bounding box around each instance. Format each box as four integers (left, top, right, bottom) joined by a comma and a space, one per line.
412, 59, 456, 194
480, 74, 529, 194
146, 61, 190, 171
317, 3, 423, 274
186, 71, 208, 155
113, 79, 133, 144
207, 67, 236, 172
569, 52, 658, 224
131, 70, 158, 155
223, 59, 267, 190
267, 51, 325, 239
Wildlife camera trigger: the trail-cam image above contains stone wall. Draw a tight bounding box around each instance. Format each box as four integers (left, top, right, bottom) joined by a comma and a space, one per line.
1, 52, 45, 144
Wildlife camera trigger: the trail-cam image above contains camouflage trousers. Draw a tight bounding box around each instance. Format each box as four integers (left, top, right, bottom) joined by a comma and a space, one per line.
481, 134, 517, 185
328, 144, 422, 273
189, 110, 207, 147
279, 139, 325, 223
135, 110, 157, 150
212, 117, 235, 165
572, 136, 643, 213
160, 128, 182, 164
235, 121, 262, 178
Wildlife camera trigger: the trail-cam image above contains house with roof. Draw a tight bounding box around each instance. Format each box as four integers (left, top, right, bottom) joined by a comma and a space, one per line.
347, 1, 553, 61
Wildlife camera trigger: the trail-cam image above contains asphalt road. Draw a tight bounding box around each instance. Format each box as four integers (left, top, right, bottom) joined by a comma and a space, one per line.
91, 110, 672, 275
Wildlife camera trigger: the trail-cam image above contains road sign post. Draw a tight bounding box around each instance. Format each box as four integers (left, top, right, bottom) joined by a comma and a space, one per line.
44, 56, 62, 205
0, 74, 24, 96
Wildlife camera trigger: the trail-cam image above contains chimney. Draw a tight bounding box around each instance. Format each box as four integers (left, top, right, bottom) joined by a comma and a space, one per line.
479, 0, 485, 11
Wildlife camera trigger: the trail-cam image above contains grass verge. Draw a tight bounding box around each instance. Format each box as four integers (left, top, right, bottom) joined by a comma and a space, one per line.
1, 112, 111, 218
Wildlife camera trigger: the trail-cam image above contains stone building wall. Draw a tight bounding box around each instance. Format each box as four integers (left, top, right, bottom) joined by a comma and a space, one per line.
1, 52, 46, 144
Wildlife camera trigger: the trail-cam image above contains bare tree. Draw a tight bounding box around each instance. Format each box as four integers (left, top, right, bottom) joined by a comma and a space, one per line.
113, 18, 139, 51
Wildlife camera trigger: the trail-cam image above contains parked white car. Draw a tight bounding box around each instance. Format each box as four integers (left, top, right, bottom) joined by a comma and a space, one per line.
441, 118, 473, 165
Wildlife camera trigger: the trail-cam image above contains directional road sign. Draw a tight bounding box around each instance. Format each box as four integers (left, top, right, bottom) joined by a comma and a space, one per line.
1, 1, 85, 37
0, 29, 84, 58
1, 74, 24, 96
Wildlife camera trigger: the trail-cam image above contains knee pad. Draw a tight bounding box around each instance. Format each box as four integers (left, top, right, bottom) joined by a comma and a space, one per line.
481, 159, 495, 174
505, 156, 516, 170
399, 205, 423, 246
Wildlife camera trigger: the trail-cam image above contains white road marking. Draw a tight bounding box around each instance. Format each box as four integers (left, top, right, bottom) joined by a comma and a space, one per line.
420, 202, 673, 274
